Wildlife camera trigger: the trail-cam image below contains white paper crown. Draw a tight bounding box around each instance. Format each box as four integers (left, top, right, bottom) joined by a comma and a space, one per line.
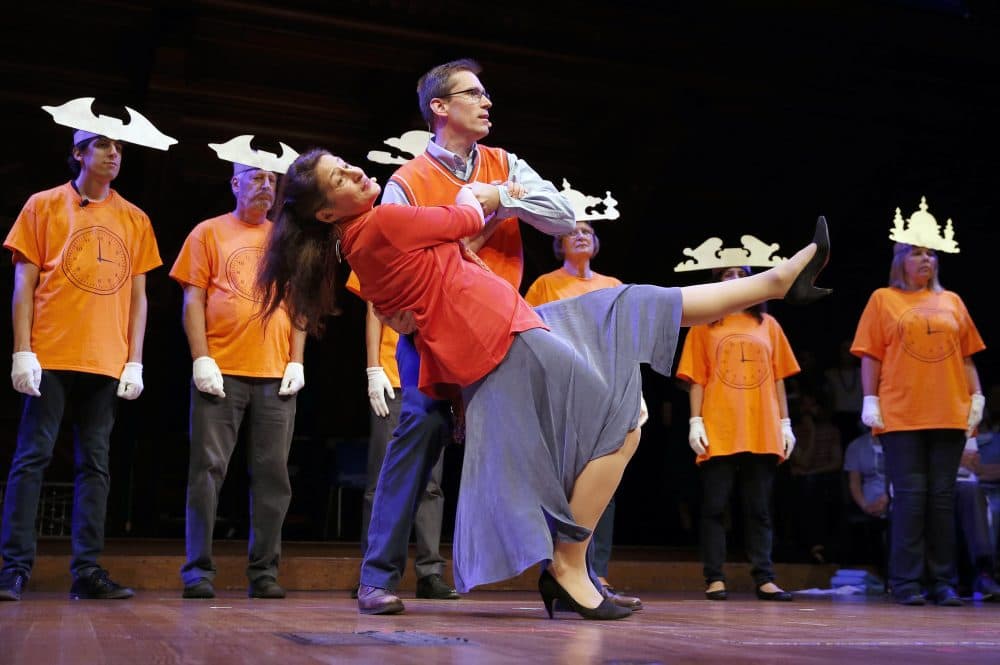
367, 130, 432, 165
42, 97, 177, 151
888, 196, 959, 253
208, 135, 299, 175
673, 235, 787, 272
560, 179, 619, 222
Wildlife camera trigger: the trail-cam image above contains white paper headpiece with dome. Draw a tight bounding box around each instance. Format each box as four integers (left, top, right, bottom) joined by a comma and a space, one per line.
208, 135, 299, 175
42, 97, 177, 150
888, 196, 959, 253
559, 179, 619, 222
673, 234, 787, 272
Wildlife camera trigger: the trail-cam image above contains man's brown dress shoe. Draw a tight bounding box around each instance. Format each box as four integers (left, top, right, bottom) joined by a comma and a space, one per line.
603, 584, 643, 611
357, 584, 405, 615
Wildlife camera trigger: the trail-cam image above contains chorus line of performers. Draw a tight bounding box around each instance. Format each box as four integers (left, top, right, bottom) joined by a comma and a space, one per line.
1, 59, 984, 618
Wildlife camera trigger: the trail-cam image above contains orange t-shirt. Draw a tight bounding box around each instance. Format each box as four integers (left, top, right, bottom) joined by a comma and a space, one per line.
524, 267, 623, 306
345, 270, 400, 388
676, 312, 800, 462
851, 287, 985, 434
4, 182, 162, 378
390, 145, 523, 289
170, 213, 294, 378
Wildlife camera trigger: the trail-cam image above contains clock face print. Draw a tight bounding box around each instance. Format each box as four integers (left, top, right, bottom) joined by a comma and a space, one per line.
716, 333, 771, 389
226, 247, 264, 302
898, 307, 959, 362
61, 226, 131, 295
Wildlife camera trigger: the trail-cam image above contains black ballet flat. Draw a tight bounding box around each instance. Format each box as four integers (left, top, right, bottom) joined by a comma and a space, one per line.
705, 588, 728, 601
756, 586, 794, 602
784, 216, 832, 305
538, 570, 632, 620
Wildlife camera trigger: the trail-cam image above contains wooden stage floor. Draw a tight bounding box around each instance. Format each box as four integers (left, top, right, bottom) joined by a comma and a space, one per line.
2, 591, 999, 665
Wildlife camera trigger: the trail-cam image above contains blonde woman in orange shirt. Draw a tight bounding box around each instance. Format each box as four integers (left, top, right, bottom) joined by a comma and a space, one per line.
851, 242, 985, 606
677, 266, 800, 602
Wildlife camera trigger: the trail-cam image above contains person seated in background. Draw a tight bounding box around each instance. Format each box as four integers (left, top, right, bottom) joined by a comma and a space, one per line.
972, 387, 1000, 559
842, 431, 888, 581
954, 438, 1000, 600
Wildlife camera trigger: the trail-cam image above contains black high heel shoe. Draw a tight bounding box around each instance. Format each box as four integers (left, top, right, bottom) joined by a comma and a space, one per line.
784, 216, 832, 305
538, 570, 632, 620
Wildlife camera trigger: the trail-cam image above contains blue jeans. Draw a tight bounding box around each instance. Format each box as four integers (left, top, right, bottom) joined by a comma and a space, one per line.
591, 497, 615, 579
1, 370, 118, 579
699, 452, 779, 587
360, 334, 452, 591
881, 429, 965, 597
360, 394, 446, 580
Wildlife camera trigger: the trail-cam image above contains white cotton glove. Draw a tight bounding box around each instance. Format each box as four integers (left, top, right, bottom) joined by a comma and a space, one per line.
279, 362, 305, 396
11, 351, 42, 397
637, 396, 649, 428
116, 362, 144, 400
366, 366, 395, 418
967, 393, 986, 437
780, 417, 796, 457
861, 395, 884, 429
688, 416, 709, 456
192, 356, 226, 397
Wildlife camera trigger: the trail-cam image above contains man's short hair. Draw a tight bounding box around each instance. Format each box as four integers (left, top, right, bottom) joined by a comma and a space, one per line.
66, 135, 99, 177
416, 58, 482, 130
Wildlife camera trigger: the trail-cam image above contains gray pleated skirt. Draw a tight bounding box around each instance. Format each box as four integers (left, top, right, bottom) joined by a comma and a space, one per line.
453, 284, 682, 592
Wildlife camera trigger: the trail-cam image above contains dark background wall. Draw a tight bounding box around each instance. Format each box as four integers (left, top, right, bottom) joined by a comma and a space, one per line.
0, 0, 997, 548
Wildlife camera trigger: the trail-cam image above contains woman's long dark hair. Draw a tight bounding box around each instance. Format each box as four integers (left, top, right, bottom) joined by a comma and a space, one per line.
256, 148, 338, 337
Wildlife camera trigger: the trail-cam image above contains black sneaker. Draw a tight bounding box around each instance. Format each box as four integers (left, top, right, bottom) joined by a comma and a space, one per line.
182, 578, 216, 599
0, 570, 27, 601
70, 568, 134, 600
248, 576, 285, 599
415, 574, 460, 600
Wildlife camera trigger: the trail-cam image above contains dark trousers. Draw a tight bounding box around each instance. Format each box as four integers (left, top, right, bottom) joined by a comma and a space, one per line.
360, 334, 452, 591
361, 393, 446, 580
699, 452, 779, 587
181, 376, 296, 585
591, 497, 615, 579
1, 370, 117, 579
881, 429, 965, 597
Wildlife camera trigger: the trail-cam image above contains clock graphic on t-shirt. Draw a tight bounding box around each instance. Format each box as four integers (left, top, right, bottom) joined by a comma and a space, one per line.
898, 307, 959, 362
716, 333, 771, 389
226, 247, 264, 302
61, 226, 131, 295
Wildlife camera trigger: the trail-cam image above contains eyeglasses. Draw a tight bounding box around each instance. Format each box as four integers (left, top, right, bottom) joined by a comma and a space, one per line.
565, 228, 594, 238
439, 87, 491, 103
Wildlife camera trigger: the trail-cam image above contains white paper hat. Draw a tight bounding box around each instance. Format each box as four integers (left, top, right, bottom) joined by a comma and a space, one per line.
42, 97, 177, 150
674, 235, 787, 272
208, 135, 299, 175
888, 196, 959, 253
559, 179, 619, 222
367, 130, 432, 165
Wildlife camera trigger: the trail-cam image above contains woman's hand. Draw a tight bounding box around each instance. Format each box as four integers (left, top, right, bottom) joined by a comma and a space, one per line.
861, 395, 884, 429
688, 416, 709, 456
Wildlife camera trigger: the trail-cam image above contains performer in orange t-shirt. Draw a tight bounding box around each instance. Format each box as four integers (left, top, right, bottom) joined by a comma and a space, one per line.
850, 198, 986, 606
170, 138, 306, 601
676, 265, 800, 603
524, 218, 643, 611
256, 147, 832, 621
1, 98, 171, 602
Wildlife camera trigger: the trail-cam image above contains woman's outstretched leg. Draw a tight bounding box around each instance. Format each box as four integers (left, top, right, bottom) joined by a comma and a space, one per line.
680, 217, 830, 325
551, 427, 642, 608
